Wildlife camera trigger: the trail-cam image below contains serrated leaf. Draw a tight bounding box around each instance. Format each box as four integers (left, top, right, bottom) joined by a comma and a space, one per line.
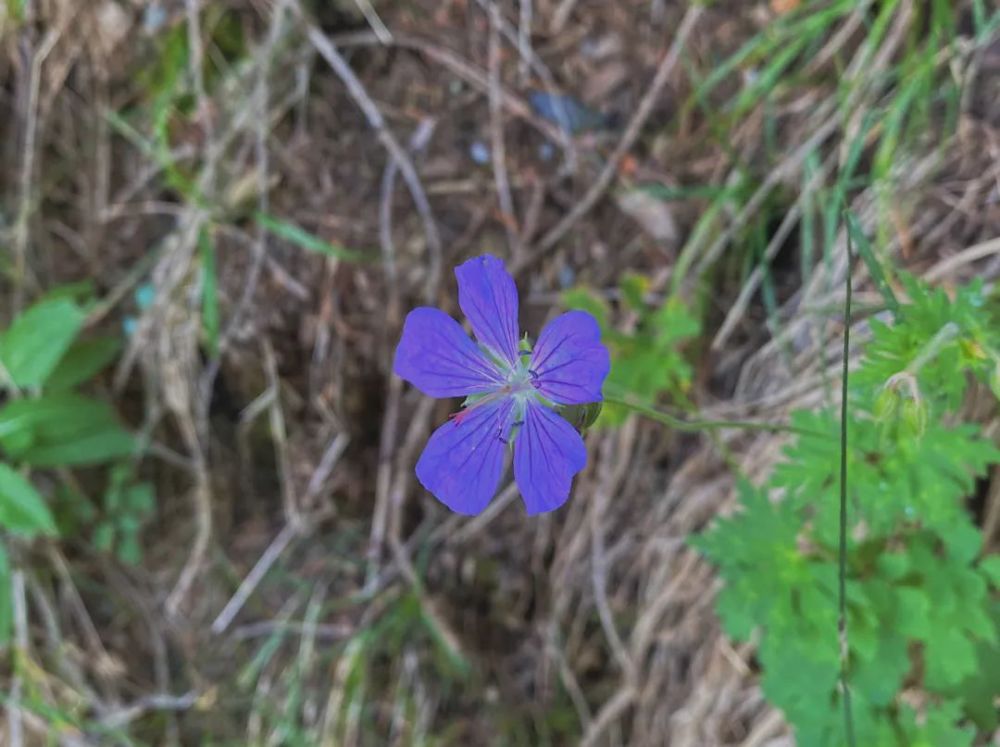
44, 337, 121, 391
898, 700, 976, 747
851, 632, 909, 707
0, 298, 84, 388
894, 587, 931, 638
925, 627, 977, 689
0, 464, 57, 537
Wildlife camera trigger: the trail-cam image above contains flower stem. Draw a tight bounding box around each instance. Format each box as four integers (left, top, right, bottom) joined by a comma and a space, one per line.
603, 391, 822, 437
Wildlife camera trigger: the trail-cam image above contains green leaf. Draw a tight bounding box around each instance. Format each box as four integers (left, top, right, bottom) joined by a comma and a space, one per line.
19, 429, 135, 467
0, 298, 85, 388
0, 394, 135, 466
562, 287, 610, 329
925, 627, 978, 689
255, 212, 371, 262
898, 700, 976, 747
0, 463, 57, 537
93, 522, 115, 554
0, 544, 11, 644
118, 533, 143, 566
894, 587, 931, 638
943, 602, 1000, 731
847, 212, 898, 313
981, 555, 1000, 586
44, 337, 121, 391
199, 229, 220, 357
124, 483, 155, 514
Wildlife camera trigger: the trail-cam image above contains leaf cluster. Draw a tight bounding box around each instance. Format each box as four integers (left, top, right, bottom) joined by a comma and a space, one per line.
564, 274, 700, 426
0, 291, 153, 642
694, 272, 1000, 745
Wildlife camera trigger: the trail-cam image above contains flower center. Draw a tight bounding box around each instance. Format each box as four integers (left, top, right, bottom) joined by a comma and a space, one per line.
503, 353, 542, 425
507, 353, 537, 391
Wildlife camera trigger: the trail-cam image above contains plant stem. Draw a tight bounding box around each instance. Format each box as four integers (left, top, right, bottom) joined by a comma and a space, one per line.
603, 392, 820, 437
839, 218, 857, 747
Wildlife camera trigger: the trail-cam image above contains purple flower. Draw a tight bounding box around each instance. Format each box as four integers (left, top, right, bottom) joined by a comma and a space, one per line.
393, 255, 610, 515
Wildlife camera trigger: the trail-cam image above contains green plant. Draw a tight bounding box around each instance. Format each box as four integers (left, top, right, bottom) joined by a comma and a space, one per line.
564, 274, 700, 426
0, 292, 150, 641
694, 271, 1000, 746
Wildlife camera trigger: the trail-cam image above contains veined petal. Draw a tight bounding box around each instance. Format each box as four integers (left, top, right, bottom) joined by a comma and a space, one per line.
514, 402, 587, 515
394, 307, 506, 398
530, 311, 610, 404
455, 255, 520, 366
416, 397, 515, 515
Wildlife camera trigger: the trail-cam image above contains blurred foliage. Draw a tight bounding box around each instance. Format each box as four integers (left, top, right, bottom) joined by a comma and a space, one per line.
694, 269, 1000, 746
0, 291, 151, 642
564, 273, 700, 426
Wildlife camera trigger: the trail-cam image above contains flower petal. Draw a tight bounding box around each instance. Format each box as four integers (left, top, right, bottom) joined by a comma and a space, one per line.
514, 403, 587, 515
530, 311, 610, 404
415, 398, 514, 515
393, 307, 506, 398
455, 255, 520, 366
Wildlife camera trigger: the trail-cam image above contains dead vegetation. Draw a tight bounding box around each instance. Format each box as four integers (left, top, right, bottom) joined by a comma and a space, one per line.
1, 0, 999, 745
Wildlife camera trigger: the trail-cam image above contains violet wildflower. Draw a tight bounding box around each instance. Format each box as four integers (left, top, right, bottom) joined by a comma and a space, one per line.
393, 255, 610, 515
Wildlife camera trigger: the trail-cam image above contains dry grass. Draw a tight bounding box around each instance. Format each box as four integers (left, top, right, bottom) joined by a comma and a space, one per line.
1, 0, 999, 745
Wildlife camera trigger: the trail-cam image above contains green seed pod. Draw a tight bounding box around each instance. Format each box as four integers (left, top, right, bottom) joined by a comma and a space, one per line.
873, 386, 900, 422
560, 401, 603, 433
901, 398, 927, 439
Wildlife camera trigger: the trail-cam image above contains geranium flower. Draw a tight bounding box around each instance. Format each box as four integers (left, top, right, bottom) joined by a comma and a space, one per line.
393, 255, 610, 515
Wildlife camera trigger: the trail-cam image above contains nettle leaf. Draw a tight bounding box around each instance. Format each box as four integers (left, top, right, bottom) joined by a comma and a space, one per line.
0, 463, 57, 537
0, 298, 84, 388
0, 393, 135, 467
